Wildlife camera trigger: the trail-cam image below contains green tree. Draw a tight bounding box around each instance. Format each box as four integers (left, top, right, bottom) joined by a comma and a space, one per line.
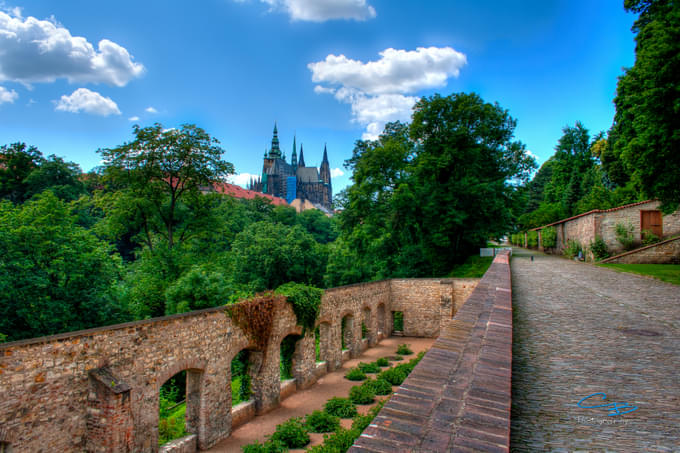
24, 155, 86, 201
98, 123, 234, 249
0, 142, 43, 203
230, 222, 328, 291
0, 192, 126, 341
611, 0, 680, 212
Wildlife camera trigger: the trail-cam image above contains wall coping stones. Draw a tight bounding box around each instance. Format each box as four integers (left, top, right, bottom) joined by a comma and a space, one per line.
89, 366, 131, 394
350, 251, 513, 453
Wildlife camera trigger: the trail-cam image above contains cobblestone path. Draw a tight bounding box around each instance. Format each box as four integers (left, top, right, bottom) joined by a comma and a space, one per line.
510, 249, 680, 452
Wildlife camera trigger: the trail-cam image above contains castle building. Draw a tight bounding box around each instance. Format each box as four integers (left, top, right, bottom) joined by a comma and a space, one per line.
248, 124, 333, 212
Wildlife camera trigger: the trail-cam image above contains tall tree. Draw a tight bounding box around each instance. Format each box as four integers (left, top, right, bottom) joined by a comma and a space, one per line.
0, 192, 125, 341
611, 0, 680, 212
98, 123, 234, 249
0, 142, 43, 203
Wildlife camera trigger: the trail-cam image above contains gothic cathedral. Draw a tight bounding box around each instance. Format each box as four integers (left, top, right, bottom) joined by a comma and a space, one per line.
248, 124, 333, 211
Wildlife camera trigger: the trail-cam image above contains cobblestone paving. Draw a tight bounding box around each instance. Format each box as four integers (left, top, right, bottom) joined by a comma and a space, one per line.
510, 249, 680, 452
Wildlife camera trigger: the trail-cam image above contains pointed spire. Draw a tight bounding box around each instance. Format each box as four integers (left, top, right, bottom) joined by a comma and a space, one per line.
298, 144, 306, 167
322, 143, 329, 163
269, 122, 281, 158
291, 135, 298, 169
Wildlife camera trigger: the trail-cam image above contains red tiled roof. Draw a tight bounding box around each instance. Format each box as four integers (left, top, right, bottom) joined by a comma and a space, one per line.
211, 182, 288, 206
530, 200, 655, 231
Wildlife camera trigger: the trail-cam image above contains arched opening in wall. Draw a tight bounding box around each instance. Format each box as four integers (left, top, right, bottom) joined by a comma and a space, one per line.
317, 322, 332, 364
341, 314, 354, 352
231, 349, 253, 406
392, 311, 404, 334
280, 334, 302, 381
362, 307, 372, 343
158, 369, 203, 447
377, 304, 386, 336
0, 442, 12, 453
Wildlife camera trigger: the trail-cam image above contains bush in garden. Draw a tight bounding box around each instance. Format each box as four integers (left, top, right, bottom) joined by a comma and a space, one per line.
396, 344, 413, 355
376, 357, 389, 367
241, 439, 288, 453
589, 236, 610, 260
379, 367, 407, 386
305, 410, 340, 433
615, 222, 636, 251
307, 428, 360, 453
527, 230, 539, 248
324, 397, 357, 418
344, 367, 367, 381
351, 400, 386, 431
349, 384, 375, 405
269, 417, 310, 449
564, 239, 583, 259
540, 226, 557, 249
364, 378, 393, 396
357, 362, 381, 374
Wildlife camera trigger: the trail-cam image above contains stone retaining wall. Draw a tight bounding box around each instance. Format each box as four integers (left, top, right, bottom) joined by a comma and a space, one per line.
0, 277, 479, 453
599, 235, 680, 264
351, 251, 512, 452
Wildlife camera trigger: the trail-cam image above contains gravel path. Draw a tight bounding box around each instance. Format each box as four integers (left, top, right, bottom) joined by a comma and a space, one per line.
510, 249, 680, 452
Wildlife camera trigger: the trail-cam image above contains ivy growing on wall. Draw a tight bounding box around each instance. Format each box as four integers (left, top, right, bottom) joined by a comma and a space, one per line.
275, 282, 324, 335
226, 293, 283, 352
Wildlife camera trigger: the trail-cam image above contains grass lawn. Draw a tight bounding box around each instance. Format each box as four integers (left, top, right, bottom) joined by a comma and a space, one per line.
597, 263, 680, 286
447, 255, 493, 278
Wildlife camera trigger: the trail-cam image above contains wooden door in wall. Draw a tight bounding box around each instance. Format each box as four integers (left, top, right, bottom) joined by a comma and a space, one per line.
641, 210, 663, 239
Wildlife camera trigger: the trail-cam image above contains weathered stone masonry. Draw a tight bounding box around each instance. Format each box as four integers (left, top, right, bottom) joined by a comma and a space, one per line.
0, 278, 478, 453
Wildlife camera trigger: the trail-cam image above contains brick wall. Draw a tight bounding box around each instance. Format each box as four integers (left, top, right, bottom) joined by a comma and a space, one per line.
538, 201, 680, 260
0, 278, 478, 453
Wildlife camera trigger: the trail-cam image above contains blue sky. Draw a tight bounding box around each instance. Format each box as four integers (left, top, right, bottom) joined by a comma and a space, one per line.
0, 0, 636, 193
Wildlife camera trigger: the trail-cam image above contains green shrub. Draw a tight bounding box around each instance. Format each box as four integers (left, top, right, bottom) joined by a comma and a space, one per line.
324, 397, 357, 418
352, 400, 386, 431
361, 322, 368, 339
349, 384, 375, 405
241, 439, 288, 453
527, 230, 538, 248
396, 344, 413, 355
379, 367, 407, 386
642, 229, 660, 246
357, 362, 381, 374
270, 417, 309, 449
589, 236, 610, 260
564, 239, 583, 259
365, 378, 393, 396
344, 368, 367, 381
307, 428, 360, 453
615, 222, 636, 251
376, 357, 389, 367
540, 226, 557, 249
305, 410, 340, 433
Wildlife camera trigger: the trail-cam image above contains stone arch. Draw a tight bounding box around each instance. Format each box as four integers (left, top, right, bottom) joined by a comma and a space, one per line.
340, 312, 356, 358
362, 305, 375, 346
377, 303, 386, 338
156, 360, 207, 449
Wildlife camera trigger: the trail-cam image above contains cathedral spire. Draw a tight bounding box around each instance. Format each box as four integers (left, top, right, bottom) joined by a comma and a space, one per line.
291, 135, 298, 170
298, 144, 306, 167
322, 143, 329, 164
269, 122, 281, 158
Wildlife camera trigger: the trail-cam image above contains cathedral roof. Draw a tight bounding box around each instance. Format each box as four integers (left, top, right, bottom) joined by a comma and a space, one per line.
297, 167, 320, 183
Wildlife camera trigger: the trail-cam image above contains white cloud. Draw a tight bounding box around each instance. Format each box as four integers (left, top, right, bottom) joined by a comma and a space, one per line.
310, 46, 467, 139
243, 0, 375, 22
0, 85, 18, 104
128, 115, 140, 121
0, 10, 144, 86
145, 106, 158, 113
228, 172, 259, 188
330, 168, 344, 178
55, 88, 121, 116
